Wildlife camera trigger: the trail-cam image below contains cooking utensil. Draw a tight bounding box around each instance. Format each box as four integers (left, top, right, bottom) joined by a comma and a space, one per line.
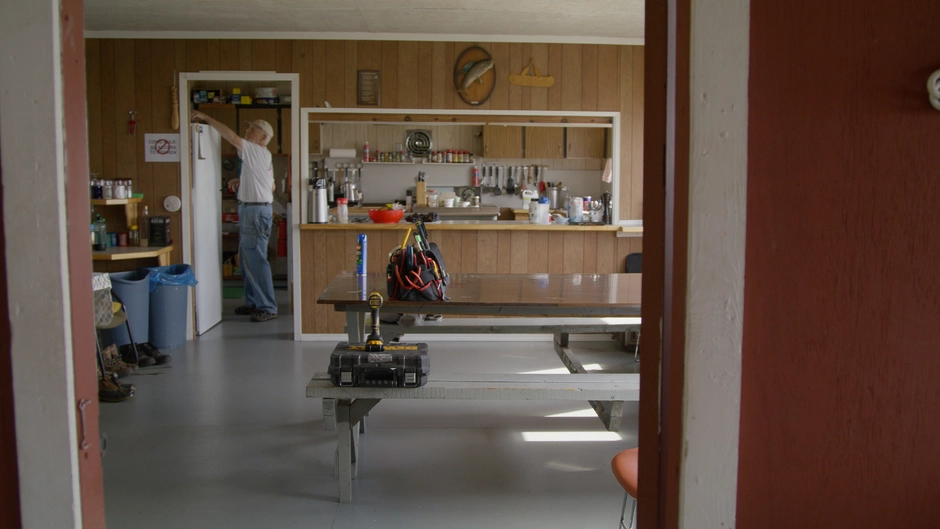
506, 167, 515, 194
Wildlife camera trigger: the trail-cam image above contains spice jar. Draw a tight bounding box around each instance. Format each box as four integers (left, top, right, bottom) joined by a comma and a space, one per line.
128, 225, 140, 246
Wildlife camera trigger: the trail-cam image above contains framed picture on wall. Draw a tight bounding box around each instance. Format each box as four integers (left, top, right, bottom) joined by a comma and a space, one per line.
357, 70, 381, 106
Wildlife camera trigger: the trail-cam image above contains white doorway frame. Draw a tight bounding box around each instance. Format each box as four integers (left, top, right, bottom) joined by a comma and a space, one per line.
178, 71, 300, 341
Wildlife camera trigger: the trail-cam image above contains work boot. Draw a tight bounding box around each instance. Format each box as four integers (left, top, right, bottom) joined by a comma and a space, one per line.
137, 342, 172, 365
98, 370, 134, 403
119, 343, 156, 368
101, 344, 134, 377
234, 305, 256, 315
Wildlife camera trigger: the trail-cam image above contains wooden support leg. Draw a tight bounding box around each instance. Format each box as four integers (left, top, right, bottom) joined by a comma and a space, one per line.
336, 399, 354, 503
332, 398, 381, 503
553, 332, 624, 432
322, 399, 336, 432
345, 311, 367, 343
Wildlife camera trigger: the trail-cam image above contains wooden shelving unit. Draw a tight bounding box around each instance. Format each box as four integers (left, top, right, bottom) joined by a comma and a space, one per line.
91, 196, 173, 264
92, 245, 172, 265
91, 197, 142, 227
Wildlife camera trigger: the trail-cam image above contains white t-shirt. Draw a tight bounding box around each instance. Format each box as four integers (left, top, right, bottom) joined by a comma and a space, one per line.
237, 141, 274, 203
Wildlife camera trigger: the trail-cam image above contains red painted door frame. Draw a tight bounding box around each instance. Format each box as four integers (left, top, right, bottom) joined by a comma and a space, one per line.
62, 0, 107, 526
639, 0, 690, 527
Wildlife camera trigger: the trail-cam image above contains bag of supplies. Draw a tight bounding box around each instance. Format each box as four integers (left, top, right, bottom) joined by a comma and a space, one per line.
386, 222, 448, 302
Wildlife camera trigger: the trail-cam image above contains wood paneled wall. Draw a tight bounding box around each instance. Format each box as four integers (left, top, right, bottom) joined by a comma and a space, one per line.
85, 39, 645, 265
300, 228, 641, 334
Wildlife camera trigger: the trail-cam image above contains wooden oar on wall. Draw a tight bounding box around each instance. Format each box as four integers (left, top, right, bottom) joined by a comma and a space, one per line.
509, 59, 555, 88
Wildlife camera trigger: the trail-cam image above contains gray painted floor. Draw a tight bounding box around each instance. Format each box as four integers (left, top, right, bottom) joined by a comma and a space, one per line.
100, 290, 639, 528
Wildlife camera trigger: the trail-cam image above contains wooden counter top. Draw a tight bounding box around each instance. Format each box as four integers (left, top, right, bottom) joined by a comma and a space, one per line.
299, 220, 642, 234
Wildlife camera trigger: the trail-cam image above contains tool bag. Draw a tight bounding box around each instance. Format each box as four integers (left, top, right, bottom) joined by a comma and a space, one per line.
386, 222, 449, 301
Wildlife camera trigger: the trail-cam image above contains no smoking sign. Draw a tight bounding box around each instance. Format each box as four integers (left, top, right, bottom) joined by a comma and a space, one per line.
145, 133, 180, 162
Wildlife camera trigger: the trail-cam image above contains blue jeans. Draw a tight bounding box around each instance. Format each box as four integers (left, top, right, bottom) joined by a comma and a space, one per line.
238, 204, 277, 314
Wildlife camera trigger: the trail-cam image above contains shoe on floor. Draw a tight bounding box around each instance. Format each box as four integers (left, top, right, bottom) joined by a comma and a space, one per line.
234, 305, 256, 315
98, 372, 134, 402
137, 342, 172, 365
101, 344, 134, 377
250, 311, 278, 322
118, 343, 156, 368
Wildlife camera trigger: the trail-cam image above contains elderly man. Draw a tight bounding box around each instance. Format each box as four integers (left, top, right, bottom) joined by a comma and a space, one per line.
191, 111, 278, 322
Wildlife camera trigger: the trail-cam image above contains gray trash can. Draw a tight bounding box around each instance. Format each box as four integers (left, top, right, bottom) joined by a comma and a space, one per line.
99, 269, 151, 348
147, 264, 197, 349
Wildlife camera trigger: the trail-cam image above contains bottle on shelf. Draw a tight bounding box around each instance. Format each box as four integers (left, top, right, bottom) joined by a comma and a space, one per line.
92, 215, 107, 251
139, 205, 150, 247
363, 141, 370, 163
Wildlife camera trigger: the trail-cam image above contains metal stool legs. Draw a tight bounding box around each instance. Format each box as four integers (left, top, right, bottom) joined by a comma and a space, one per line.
619, 491, 637, 529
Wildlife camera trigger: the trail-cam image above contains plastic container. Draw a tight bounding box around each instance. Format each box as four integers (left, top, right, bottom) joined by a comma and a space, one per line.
146, 264, 198, 349
568, 197, 584, 223
337, 197, 349, 224
538, 197, 551, 225
98, 269, 152, 348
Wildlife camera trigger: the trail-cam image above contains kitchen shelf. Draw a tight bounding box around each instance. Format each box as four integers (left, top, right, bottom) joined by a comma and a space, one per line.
192, 102, 290, 154
194, 103, 290, 110
363, 161, 416, 165
92, 245, 173, 265
91, 198, 142, 206
91, 197, 142, 231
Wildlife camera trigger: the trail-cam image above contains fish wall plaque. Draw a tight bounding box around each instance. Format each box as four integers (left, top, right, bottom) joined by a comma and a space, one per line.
454, 46, 496, 106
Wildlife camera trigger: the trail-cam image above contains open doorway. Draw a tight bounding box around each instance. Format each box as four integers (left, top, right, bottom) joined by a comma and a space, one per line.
177, 72, 300, 339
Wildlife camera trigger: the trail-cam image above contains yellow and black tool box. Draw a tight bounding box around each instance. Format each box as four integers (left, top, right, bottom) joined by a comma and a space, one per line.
328, 342, 429, 388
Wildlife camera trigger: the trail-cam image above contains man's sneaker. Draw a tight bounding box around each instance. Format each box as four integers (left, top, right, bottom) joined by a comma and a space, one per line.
250, 311, 278, 322
137, 342, 172, 365
234, 305, 256, 315
119, 343, 156, 367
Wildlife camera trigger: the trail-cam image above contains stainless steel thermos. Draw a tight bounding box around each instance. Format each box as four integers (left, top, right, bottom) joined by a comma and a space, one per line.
308, 161, 329, 224
311, 178, 328, 224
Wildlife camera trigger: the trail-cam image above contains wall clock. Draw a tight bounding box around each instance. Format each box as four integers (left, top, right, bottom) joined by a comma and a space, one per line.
454, 46, 495, 106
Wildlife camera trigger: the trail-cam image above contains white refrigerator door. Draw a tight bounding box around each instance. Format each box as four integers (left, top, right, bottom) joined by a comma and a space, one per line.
191, 123, 223, 334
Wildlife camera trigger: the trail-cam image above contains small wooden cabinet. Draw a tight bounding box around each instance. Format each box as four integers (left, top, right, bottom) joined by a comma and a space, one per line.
524, 127, 565, 159
566, 127, 607, 159
482, 125, 524, 158
91, 197, 173, 268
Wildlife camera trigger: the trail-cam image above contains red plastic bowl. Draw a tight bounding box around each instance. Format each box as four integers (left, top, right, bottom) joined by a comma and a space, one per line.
368, 208, 404, 224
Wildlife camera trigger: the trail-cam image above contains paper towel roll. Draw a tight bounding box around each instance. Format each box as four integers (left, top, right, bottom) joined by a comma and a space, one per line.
329, 148, 358, 158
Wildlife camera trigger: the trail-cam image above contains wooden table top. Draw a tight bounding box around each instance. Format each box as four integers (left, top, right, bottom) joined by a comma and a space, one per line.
318, 272, 641, 316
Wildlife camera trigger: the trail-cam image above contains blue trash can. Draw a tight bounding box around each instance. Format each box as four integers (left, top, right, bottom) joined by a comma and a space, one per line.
99, 269, 151, 348
147, 264, 198, 349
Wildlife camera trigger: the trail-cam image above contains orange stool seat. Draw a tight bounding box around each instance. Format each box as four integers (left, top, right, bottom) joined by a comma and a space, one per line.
611, 447, 639, 497
611, 448, 639, 529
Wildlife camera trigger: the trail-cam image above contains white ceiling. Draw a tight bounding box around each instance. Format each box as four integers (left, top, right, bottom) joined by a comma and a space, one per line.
83, 0, 645, 44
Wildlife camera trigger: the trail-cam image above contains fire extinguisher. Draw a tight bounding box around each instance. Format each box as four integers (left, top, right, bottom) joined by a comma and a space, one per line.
128, 110, 137, 135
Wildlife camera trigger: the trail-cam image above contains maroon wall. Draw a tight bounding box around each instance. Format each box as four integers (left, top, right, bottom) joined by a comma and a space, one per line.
739, 1, 940, 527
